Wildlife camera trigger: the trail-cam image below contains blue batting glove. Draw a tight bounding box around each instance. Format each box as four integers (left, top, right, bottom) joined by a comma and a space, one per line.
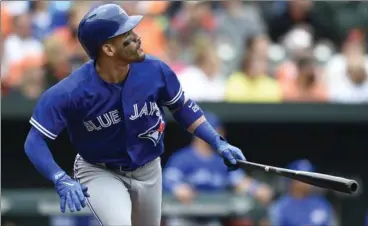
216, 139, 246, 171
53, 172, 90, 213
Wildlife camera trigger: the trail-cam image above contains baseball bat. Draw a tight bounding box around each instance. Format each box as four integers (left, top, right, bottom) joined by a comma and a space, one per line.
236, 160, 358, 194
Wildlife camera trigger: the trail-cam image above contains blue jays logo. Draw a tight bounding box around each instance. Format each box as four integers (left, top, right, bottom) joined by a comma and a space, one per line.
138, 116, 165, 146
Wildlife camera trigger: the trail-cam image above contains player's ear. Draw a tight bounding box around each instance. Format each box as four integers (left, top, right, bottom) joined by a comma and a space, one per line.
101, 43, 115, 57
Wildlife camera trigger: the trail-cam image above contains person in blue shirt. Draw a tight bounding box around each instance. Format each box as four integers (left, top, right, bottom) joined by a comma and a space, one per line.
269, 159, 336, 226
23, 4, 246, 226
163, 111, 273, 226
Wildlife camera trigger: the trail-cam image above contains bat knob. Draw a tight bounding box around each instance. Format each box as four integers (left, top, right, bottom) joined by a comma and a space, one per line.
348, 180, 359, 193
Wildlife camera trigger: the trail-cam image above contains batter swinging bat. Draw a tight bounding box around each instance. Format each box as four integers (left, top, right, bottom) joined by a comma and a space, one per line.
236, 160, 359, 194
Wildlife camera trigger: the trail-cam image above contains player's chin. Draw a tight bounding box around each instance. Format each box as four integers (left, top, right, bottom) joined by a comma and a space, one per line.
133, 51, 145, 62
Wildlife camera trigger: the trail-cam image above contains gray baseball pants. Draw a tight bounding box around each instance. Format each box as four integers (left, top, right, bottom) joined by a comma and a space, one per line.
73, 154, 162, 226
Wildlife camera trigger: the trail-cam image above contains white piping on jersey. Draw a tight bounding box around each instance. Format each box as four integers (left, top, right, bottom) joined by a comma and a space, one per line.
30, 117, 57, 140
161, 85, 183, 106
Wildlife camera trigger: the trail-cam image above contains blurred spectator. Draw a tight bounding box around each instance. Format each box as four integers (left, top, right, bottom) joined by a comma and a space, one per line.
29, 1, 52, 40
46, 2, 90, 70
50, 215, 99, 226
5, 55, 45, 100
163, 112, 273, 226
312, 2, 368, 49
2, 12, 44, 86
1, 1, 367, 104
269, 159, 336, 226
1, 37, 7, 95
324, 29, 368, 103
225, 35, 282, 102
43, 36, 72, 87
169, 1, 217, 63
132, 1, 170, 60
214, 1, 266, 76
48, 1, 73, 30
171, 1, 216, 45
1, 3, 13, 38
282, 55, 328, 102
178, 37, 225, 102
1, 34, 5, 74
328, 55, 368, 103
164, 36, 189, 74
266, 0, 337, 44
2, 1, 29, 16
275, 26, 314, 84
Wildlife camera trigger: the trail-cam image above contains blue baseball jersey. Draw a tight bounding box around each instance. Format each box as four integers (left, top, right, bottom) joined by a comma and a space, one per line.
30, 55, 184, 169
163, 146, 245, 192
270, 195, 334, 226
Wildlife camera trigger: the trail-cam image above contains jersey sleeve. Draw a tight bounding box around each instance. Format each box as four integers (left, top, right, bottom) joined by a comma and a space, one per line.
158, 61, 185, 110
321, 197, 337, 226
269, 201, 286, 226
29, 88, 70, 140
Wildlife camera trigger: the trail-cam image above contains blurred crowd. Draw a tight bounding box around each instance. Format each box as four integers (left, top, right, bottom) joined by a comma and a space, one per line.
1, 0, 368, 104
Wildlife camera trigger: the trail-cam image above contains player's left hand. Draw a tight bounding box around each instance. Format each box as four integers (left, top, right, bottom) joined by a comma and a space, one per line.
217, 140, 246, 171
54, 173, 90, 213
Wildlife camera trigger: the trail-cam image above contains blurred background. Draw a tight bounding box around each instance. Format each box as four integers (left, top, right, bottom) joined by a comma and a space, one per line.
1, 1, 368, 226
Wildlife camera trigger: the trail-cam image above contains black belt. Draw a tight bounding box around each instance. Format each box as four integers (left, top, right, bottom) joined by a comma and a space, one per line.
98, 163, 136, 172
95, 157, 158, 172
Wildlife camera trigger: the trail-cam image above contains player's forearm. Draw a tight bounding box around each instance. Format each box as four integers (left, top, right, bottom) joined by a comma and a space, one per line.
24, 127, 64, 182
172, 98, 223, 150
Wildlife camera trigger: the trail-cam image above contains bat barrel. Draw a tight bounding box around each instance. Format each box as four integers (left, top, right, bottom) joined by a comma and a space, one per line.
236, 160, 359, 195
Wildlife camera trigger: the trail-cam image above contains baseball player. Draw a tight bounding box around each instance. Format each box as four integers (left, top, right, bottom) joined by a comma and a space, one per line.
269, 159, 336, 226
24, 4, 246, 226
163, 111, 273, 226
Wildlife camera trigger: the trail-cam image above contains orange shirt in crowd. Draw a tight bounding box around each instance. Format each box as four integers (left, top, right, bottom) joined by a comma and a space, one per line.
281, 80, 328, 102
275, 61, 298, 85
1, 4, 12, 38
135, 16, 168, 60
4, 54, 45, 87
48, 27, 80, 58
276, 61, 328, 102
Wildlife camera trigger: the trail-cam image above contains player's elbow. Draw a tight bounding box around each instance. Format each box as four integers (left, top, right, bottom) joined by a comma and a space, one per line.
24, 130, 35, 156
24, 128, 44, 156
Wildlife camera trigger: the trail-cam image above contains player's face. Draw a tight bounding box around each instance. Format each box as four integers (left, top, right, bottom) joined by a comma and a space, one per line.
291, 180, 312, 195
115, 30, 145, 62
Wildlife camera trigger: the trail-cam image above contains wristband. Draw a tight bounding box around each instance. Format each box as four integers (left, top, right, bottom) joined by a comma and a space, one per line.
52, 171, 67, 184
172, 98, 204, 129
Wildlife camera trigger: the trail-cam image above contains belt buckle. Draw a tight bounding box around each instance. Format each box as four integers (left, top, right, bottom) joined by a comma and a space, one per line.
119, 165, 132, 172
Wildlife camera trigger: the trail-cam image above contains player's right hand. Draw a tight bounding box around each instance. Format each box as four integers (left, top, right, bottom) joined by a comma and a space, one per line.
216, 140, 246, 171
53, 172, 90, 213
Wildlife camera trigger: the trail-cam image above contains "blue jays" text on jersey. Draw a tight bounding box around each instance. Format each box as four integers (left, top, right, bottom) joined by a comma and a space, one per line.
30, 55, 185, 170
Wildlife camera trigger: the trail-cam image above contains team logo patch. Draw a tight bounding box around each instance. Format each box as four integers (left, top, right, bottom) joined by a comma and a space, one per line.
138, 116, 165, 146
